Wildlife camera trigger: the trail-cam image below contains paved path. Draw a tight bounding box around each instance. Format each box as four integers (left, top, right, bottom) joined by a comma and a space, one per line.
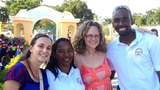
112, 73, 118, 90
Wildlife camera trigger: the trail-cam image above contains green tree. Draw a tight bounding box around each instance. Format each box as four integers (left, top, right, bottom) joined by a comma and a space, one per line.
0, 7, 9, 22
4, 0, 42, 16
132, 13, 138, 24
145, 9, 156, 26
132, 13, 146, 26
93, 14, 101, 21
103, 25, 110, 36
136, 16, 143, 26
152, 9, 160, 25
53, 0, 94, 22
104, 18, 112, 24
94, 14, 98, 21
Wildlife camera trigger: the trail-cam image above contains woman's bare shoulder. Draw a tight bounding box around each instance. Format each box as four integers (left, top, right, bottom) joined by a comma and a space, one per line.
74, 53, 81, 62
74, 53, 83, 69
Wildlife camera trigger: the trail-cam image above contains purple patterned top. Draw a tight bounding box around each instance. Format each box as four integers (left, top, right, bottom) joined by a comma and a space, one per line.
4, 62, 49, 90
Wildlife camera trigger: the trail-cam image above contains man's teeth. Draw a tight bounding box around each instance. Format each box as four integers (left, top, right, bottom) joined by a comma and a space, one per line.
119, 28, 125, 30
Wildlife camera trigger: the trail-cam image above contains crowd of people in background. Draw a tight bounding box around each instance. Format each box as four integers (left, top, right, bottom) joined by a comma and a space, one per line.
0, 34, 24, 71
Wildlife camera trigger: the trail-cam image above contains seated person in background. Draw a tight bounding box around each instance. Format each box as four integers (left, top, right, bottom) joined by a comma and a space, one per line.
6, 43, 13, 58
0, 39, 2, 62
20, 44, 24, 52
0, 41, 6, 62
11, 43, 17, 57
15, 43, 22, 56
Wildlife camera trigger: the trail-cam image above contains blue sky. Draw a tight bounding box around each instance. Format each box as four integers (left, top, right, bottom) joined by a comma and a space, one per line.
1, 0, 160, 19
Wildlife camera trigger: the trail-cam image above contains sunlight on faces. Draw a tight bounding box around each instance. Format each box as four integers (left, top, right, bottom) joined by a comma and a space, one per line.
55, 41, 74, 67
84, 26, 100, 49
29, 37, 52, 63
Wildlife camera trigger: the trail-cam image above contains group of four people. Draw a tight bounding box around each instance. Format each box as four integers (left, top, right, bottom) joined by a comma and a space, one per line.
3, 5, 160, 90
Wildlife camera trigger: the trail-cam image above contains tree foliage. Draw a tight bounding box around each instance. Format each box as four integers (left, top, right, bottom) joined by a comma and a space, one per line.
102, 25, 110, 36
104, 18, 112, 24
4, 0, 42, 16
1, 0, 43, 28
104, 7, 160, 27
34, 20, 56, 29
152, 9, 160, 25
132, 13, 146, 26
0, 7, 9, 22
145, 9, 156, 26
53, 0, 94, 22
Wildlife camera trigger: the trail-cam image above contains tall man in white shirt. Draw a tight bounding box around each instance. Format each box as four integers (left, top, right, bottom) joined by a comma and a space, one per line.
107, 5, 160, 90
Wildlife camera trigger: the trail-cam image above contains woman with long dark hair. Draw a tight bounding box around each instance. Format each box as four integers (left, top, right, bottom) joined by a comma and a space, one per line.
4, 34, 52, 90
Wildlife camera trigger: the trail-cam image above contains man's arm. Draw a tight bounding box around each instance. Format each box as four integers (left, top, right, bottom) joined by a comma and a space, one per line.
156, 71, 160, 82
137, 28, 156, 35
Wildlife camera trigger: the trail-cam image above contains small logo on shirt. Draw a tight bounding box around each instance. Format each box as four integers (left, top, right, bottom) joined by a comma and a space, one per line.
135, 48, 143, 57
77, 78, 83, 85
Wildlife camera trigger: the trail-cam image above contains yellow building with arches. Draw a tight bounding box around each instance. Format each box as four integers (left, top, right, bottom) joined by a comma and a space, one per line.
9, 6, 80, 44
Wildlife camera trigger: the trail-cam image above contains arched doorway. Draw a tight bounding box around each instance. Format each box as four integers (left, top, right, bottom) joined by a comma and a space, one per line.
16, 23, 24, 37
9, 6, 80, 44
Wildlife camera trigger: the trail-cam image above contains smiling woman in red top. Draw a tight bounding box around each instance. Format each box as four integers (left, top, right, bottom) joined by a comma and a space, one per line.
72, 20, 115, 90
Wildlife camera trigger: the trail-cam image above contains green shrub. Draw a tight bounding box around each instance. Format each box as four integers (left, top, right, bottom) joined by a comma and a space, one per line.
0, 83, 4, 90
12, 37, 26, 44
23, 44, 29, 47
103, 25, 110, 36
4, 36, 13, 44
3, 36, 26, 44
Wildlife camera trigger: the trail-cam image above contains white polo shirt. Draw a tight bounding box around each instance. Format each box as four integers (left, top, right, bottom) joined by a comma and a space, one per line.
107, 29, 160, 90
46, 67, 85, 90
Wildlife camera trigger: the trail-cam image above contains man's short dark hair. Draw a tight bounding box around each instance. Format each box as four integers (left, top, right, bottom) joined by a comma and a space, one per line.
113, 5, 132, 19
113, 5, 131, 15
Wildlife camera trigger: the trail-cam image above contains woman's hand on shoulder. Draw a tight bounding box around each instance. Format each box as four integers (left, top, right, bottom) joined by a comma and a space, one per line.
137, 28, 156, 35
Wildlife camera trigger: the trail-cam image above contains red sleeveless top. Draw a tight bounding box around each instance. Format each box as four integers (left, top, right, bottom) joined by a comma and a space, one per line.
80, 57, 113, 90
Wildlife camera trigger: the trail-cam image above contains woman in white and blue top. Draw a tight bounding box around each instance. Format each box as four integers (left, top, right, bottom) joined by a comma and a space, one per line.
46, 38, 85, 90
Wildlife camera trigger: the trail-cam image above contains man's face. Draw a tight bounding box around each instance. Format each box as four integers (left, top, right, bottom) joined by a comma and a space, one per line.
112, 9, 133, 36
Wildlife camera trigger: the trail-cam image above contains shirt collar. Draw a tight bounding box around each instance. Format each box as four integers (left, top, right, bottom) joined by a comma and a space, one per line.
116, 29, 142, 46
134, 29, 142, 42
58, 67, 75, 77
